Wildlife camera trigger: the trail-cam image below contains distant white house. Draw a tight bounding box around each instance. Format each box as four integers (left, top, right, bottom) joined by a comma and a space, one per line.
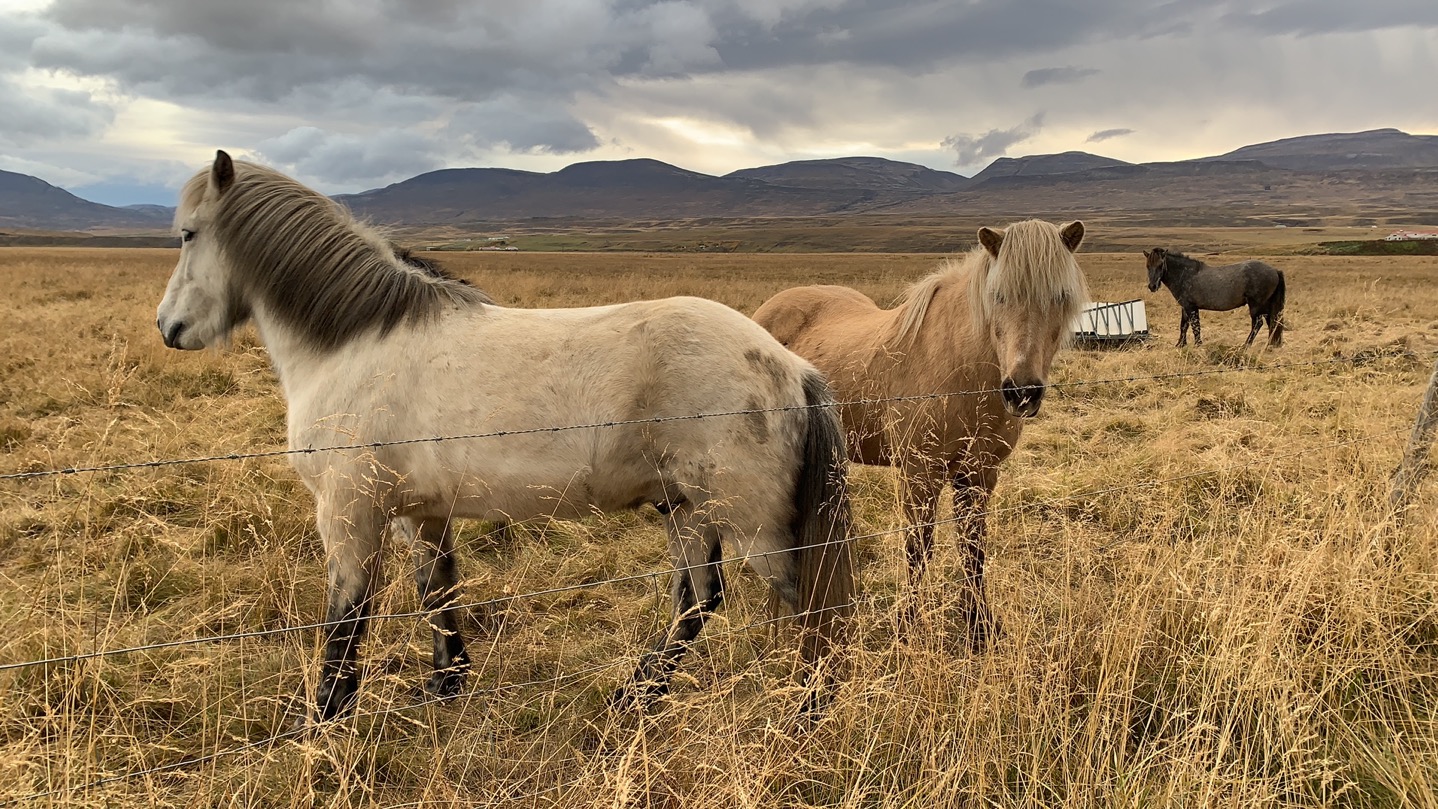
1385, 230, 1438, 241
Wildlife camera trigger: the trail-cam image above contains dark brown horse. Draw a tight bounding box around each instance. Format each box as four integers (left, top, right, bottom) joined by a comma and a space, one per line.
1144, 248, 1285, 347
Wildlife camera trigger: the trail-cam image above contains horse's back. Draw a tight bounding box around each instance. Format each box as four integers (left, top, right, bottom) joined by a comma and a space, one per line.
289, 294, 817, 521
753, 284, 886, 349
1229, 260, 1283, 302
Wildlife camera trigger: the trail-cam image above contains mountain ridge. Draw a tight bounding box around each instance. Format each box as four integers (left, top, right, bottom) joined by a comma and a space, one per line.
6, 128, 1438, 231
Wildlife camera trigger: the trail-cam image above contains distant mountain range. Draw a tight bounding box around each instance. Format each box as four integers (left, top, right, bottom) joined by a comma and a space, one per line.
0, 170, 172, 231
4, 128, 1438, 233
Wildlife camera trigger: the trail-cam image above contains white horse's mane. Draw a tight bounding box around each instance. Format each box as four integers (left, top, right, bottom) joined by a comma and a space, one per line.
177, 161, 487, 351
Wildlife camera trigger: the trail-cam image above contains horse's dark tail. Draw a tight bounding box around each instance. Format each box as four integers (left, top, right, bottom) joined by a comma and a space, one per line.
787, 369, 855, 669
1268, 271, 1286, 347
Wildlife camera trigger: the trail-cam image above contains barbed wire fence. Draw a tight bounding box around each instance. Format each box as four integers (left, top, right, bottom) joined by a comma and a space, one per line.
0, 353, 1406, 483
0, 348, 1433, 804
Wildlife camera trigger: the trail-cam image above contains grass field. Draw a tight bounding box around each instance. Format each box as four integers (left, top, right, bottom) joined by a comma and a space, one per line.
3, 244, 1438, 807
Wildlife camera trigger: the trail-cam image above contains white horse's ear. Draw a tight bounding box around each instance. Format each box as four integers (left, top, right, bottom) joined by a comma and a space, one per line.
1060, 221, 1084, 252
211, 150, 235, 195
977, 227, 1004, 257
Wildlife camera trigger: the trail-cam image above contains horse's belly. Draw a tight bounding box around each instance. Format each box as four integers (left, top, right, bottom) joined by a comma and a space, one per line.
394, 442, 670, 524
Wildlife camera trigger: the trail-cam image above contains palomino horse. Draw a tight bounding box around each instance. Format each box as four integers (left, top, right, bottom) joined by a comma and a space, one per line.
156, 151, 854, 720
1144, 248, 1285, 348
754, 220, 1087, 648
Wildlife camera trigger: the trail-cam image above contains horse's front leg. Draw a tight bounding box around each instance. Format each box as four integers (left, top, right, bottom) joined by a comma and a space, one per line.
1176, 310, 1190, 347
403, 517, 470, 698
898, 469, 943, 629
953, 468, 1001, 652
614, 517, 724, 709
1191, 310, 1202, 345
314, 499, 385, 721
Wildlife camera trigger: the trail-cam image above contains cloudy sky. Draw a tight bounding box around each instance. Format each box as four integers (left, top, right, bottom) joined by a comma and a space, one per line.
1, 0, 1435, 205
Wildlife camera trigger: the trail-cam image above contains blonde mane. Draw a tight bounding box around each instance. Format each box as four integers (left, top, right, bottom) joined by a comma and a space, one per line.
892, 219, 1087, 345
177, 161, 487, 351
892, 254, 974, 345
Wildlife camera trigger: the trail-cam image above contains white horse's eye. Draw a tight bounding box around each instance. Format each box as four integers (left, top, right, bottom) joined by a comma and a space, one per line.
181, 229, 196, 243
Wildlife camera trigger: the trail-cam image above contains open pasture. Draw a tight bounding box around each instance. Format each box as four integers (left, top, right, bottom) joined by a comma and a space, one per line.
2, 246, 1438, 807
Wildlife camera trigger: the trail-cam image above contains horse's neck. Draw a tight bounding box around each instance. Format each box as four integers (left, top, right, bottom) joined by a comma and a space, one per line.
903, 281, 998, 385
249, 301, 332, 398
1165, 259, 1198, 290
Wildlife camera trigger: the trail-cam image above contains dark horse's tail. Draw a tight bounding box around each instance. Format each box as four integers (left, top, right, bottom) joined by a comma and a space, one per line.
1268, 271, 1286, 347
785, 370, 855, 668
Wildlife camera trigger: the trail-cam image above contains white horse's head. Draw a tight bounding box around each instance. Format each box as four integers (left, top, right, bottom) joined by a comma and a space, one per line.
972, 219, 1087, 418
156, 151, 247, 350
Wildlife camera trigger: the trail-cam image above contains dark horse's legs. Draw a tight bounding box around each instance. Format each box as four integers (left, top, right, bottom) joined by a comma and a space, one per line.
899, 470, 944, 592
408, 518, 471, 698
1177, 309, 1192, 347
898, 466, 999, 652
1245, 305, 1265, 347
614, 519, 725, 708
953, 468, 1001, 652
314, 503, 384, 721
1190, 310, 1202, 345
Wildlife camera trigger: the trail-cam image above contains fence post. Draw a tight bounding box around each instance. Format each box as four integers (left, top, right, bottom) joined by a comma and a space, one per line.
1391, 355, 1438, 511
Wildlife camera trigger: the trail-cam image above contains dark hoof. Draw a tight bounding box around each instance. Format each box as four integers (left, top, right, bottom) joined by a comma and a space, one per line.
284, 688, 321, 735
799, 681, 832, 718
609, 679, 669, 713
315, 676, 359, 722
424, 667, 469, 700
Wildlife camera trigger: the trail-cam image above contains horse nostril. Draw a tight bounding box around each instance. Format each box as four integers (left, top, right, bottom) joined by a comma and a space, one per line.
1001, 380, 1045, 417
164, 321, 186, 349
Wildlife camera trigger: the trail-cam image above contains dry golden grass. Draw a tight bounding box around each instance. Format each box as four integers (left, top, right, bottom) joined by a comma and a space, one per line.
2, 245, 1438, 807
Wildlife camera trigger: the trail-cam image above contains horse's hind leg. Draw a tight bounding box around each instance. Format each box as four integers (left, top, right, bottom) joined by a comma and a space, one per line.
1245, 307, 1263, 347
953, 468, 1001, 652
614, 512, 724, 708
314, 499, 385, 721
403, 517, 470, 698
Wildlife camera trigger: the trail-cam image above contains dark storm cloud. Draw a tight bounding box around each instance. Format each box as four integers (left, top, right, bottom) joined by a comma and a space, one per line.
943, 114, 1044, 167
12, 1, 1249, 104
27, 0, 1438, 142
1087, 127, 1135, 142
1022, 67, 1100, 88
0, 16, 44, 71
448, 99, 601, 154
27, 0, 1438, 104
0, 80, 114, 146
11, 0, 1438, 193
1221, 0, 1438, 36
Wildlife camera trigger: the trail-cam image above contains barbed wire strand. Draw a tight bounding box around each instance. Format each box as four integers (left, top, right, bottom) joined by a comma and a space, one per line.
2, 351, 1423, 483
0, 425, 1402, 675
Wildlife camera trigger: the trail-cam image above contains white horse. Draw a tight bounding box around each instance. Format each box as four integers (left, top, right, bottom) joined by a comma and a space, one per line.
156, 151, 854, 720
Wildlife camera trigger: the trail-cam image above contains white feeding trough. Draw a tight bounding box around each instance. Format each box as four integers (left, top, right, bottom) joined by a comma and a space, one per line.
1071, 299, 1150, 346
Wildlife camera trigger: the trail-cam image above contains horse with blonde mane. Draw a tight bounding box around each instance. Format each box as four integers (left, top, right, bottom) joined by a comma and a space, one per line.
754, 220, 1088, 648
156, 151, 854, 721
